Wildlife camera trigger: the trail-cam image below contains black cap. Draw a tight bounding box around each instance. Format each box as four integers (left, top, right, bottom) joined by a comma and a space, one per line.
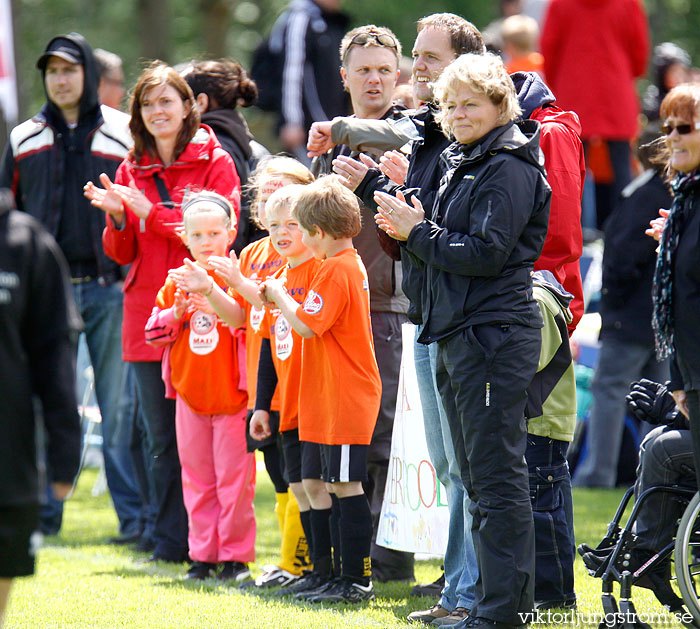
37, 37, 84, 70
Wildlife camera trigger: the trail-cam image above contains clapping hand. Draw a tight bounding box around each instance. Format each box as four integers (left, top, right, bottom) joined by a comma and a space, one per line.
379, 150, 409, 185
374, 189, 424, 241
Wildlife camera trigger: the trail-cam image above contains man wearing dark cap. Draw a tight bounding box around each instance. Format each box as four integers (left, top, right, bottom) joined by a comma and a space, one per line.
0, 33, 142, 543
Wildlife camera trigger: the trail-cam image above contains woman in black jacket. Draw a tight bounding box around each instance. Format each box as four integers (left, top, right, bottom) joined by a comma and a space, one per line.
652, 83, 700, 487
375, 53, 550, 629
182, 59, 269, 253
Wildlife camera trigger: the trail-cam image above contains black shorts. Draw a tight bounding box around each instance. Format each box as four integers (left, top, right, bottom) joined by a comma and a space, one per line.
0, 503, 40, 578
319, 444, 369, 483
281, 431, 322, 482
246, 409, 280, 452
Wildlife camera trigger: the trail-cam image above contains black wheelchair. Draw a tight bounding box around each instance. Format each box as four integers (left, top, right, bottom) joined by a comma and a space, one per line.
581, 485, 700, 628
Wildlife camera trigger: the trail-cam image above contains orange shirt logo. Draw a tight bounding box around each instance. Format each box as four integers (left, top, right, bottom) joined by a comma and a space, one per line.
302, 290, 324, 315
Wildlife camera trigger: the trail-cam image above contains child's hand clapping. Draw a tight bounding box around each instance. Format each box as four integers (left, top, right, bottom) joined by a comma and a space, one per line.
169, 258, 213, 295
208, 250, 243, 288
260, 278, 286, 307
188, 292, 215, 314
172, 288, 190, 320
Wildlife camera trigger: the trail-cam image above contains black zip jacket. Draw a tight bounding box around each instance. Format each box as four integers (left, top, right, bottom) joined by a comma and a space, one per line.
0, 196, 81, 505
353, 104, 451, 323
406, 119, 551, 344
671, 175, 700, 390
0, 33, 131, 283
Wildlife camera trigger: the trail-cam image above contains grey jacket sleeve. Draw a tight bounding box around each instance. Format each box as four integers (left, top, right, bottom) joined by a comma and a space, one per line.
330, 116, 419, 154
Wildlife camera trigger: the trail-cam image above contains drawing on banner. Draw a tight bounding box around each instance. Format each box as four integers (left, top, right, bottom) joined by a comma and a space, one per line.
377, 323, 449, 555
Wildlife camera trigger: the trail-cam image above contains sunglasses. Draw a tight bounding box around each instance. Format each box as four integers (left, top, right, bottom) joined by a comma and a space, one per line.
344, 32, 398, 60
662, 120, 700, 136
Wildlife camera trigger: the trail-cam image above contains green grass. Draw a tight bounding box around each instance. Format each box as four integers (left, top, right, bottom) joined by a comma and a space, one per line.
4, 470, 690, 628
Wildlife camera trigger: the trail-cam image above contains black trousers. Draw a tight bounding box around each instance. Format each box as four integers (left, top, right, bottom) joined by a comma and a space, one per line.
436, 323, 539, 625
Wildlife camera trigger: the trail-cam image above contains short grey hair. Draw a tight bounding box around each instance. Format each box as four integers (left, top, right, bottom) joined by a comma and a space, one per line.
434, 52, 522, 138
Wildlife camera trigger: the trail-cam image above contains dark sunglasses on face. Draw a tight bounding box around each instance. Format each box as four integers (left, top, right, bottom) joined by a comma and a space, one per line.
662, 120, 700, 136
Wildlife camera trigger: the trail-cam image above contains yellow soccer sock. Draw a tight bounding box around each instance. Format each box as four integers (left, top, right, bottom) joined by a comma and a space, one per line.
274, 491, 289, 539
278, 491, 312, 575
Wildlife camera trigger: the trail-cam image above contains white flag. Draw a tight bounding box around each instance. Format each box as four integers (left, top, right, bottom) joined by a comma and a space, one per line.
0, 0, 18, 125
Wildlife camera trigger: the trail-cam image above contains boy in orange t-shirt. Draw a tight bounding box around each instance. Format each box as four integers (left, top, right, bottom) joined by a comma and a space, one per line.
262, 176, 381, 603
249, 187, 337, 599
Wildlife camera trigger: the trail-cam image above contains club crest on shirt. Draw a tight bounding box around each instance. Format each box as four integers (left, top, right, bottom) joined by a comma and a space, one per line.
189, 310, 220, 355
274, 313, 293, 360
303, 290, 323, 315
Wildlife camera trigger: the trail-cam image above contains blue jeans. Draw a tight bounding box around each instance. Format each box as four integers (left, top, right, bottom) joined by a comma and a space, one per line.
414, 327, 476, 611
131, 361, 188, 560
77, 280, 142, 534
526, 435, 576, 606
574, 338, 669, 488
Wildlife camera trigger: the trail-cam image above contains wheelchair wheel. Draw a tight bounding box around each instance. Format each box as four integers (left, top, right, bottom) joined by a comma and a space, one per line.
675, 491, 700, 624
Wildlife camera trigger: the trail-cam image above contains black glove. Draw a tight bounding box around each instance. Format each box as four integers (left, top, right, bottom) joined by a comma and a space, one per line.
626, 379, 676, 425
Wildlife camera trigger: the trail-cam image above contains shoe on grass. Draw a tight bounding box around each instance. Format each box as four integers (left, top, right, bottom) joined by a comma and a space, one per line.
407, 603, 451, 624
305, 577, 375, 603
185, 561, 217, 580
411, 572, 445, 598
431, 607, 470, 626
275, 571, 329, 597
217, 561, 250, 582
239, 567, 300, 589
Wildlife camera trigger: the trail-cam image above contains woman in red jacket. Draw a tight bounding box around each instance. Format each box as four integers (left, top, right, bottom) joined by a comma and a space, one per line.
84, 62, 240, 563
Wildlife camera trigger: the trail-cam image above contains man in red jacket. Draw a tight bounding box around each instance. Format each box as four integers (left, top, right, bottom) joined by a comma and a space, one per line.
541, 0, 650, 229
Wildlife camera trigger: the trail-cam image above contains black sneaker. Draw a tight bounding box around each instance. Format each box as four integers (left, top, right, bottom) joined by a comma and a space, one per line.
217, 561, 251, 582
305, 577, 375, 603
411, 571, 445, 598
294, 576, 342, 600
275, 571, 329, 597
185, 561, 217, 580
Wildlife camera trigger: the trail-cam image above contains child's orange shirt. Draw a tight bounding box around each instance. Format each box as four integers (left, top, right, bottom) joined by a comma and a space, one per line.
295, 248, 381, 445
236, 237, 284, 411
258, 257, 322, 433
155, 271, 247, 415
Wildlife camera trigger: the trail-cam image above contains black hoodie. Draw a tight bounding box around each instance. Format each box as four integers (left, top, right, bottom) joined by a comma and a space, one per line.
0, 32, 131, 282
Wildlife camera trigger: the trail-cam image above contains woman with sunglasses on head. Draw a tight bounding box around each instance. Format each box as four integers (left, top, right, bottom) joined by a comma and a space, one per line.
84, 61, 240, 564
651, 83, 700, 489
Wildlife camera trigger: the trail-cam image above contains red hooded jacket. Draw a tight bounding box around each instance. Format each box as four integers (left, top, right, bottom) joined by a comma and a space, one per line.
103, 125, 240, 361
532, 104, 586, 331
541, 0, 650, 140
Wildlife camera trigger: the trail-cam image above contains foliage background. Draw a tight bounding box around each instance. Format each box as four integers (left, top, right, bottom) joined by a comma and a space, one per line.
7, 0, 700, 148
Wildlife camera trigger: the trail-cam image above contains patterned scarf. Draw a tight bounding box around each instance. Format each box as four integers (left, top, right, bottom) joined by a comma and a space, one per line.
652, 168, 700, 359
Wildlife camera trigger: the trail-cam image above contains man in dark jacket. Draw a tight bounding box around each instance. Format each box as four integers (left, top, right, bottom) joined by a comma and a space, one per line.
317, 23, 415, 586
0, 33, 141, 541
0, 188, 81, 621
310, 14, 486, 625
264, 0, 350, 160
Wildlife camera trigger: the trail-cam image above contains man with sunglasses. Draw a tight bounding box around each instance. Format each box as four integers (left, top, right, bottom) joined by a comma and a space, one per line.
309, 11, 587, 627
311, 14, 486, 626
309, 23, 417, 594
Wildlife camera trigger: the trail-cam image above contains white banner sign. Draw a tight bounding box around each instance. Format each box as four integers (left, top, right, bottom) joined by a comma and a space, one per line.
376, 323, 449, 555
0, 0, 18, 124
